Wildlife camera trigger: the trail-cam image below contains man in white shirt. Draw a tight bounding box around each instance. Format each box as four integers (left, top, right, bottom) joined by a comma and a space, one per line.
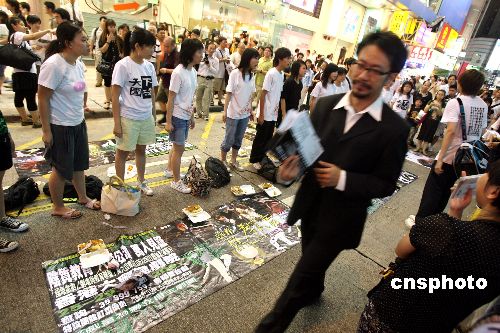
440, 74, 456, 96
213, 37, 230, 106
90, 16, 107, 87
341, 57, 355, 91
64, 0, 84, 27
230, 42, 245, 68
195, 42, 219, 120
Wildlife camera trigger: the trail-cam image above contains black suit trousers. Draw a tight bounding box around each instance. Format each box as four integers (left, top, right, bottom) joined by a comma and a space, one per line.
255, 215, 344, 333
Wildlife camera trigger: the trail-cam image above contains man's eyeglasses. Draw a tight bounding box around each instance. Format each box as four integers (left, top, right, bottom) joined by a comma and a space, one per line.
352, 61, 391, 76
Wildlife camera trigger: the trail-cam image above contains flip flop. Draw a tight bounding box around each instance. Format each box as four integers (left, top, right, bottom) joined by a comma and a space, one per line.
79, 199, 101, 211
51, 209, 83, 219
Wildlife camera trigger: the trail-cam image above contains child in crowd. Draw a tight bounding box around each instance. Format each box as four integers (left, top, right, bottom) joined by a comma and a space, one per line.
390, 80, 414, 118
112, 28, 158, 196
406, 97, 423, 147
221, 48, 260, 171
164, 38, 204, 193
249, 47, 291, 170
309, 63, 338, 112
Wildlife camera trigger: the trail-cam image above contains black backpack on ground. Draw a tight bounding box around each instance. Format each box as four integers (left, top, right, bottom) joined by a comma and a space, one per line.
43, 175, 103, 200
257, 156, 278, 183
4, 177, 40, 216
205, 157, 231, 188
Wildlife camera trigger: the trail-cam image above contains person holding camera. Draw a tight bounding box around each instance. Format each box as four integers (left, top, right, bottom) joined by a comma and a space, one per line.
195, 41, 219, 120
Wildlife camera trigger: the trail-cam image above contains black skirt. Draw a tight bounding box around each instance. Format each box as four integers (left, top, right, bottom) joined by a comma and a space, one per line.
417, 116, 441, 143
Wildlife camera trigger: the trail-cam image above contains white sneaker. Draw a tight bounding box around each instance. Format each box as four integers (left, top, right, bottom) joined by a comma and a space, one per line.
170, 180, 191, 194
405, 215, 416, 229
253, 162, 262, 170
231, 161, 245, 171
139, 181, 154, 196
164, 170, 185, 179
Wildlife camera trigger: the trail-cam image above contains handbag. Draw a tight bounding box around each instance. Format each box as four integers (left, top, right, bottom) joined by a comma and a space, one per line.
96, 59, 113, 76
184, 157, 211, 197
453, 98, 490, 176
101, 176, 141, 216
0, 36, 41, 71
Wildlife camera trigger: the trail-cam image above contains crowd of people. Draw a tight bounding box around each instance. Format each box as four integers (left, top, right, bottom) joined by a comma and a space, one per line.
0, 2, 499, 332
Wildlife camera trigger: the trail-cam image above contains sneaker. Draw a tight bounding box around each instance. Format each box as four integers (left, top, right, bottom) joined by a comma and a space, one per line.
0, 238, 18, 253
170, 180, 191, 194
404, 215, 416, 229
32, 123, 42, 129
139, 182, 154, 196
231, 161, 244, 171
164, 170, 185, 179
253, 162, 262, 170
0, 216, 29, 232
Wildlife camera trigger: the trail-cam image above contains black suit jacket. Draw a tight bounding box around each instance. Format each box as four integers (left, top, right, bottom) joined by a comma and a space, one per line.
287, 94, 410, 249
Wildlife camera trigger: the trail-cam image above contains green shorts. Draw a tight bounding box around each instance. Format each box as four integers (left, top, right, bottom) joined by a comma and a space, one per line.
116, 116, 156, 152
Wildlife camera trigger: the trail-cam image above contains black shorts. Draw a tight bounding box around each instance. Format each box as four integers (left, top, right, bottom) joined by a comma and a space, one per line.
0, 134, 13, 171
46, 121, 89, 180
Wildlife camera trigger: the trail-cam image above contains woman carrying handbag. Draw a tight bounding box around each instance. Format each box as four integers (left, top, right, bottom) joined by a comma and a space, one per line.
98, 19, 123, 110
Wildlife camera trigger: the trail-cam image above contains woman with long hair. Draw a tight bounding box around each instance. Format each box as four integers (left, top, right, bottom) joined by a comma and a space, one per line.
99, 19, 123, 110
221, 48, 260, 171
281, 60, 306, 114
309, 63, 338, 112
7, 16, 51, 127
415, 89, 446, 155
390, 80, 414, 118
112, 28, 158, 196
39, 22, 100, 219
164, 38, 204, 193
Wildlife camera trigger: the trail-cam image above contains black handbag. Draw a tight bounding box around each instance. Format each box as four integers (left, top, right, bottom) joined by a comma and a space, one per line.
96, 59, 113, 76
453, 98, 489, 176
0, 36, 41, 71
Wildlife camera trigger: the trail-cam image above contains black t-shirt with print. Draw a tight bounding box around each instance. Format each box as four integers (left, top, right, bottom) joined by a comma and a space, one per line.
368, 213, 500, 333
281, 77, 303, 111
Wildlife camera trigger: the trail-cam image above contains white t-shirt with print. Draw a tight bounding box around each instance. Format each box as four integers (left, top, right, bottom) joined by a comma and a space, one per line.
226, 69, 256, 120
12, 32, 37, 73
391, 92, 413, 118
38, 54, 86, 126
169, 64, 197, 120
438, 95, 489, 164
310, 82, 336, 99
256, 67, 284, 122
112, 56, 158, 121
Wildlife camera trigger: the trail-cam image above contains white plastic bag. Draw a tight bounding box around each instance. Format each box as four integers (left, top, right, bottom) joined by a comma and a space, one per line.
101, 176, 141, 216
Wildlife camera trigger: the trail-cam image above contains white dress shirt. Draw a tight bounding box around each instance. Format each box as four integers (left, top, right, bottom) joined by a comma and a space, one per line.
197, 53, 219, 77
64, 2, 84, 24
333, 91, 383, 191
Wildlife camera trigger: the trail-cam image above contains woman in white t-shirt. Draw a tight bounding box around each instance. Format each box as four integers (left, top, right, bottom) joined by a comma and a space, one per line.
0, 10, 10, 94
8, 16, 51, 128
390, 80, 414, 118
221, 48, 259, 171
38, 22, 99, 219
309, 63, 339, 113
26, 15, 52, 66
112, 28, 158, 196
164, 38, 204, 193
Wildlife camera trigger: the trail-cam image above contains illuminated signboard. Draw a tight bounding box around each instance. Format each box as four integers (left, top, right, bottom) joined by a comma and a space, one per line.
435, 23, 452, 51
389, 11, 410, 37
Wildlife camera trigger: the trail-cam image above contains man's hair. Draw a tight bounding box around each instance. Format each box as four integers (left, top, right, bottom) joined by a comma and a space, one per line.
294, 48, 299, 53
99, 16, 107, 22
448, 74, 457, 80
344, 57, 356, 66
357, 31, 408, 73
337, 67, 347, 76
19, 1, 29, 11
449, 83, 457, 90
26, 14, 41, 25
191, 28, 200, 36
297, 52, 304, 58
217, 36, 227, 44
118, 23, 129, 31
54, 8, 70, 21
44, 1, 55, 11
273, 47, 292, 66
458, 69, 485, 96
179, 38, 204, 67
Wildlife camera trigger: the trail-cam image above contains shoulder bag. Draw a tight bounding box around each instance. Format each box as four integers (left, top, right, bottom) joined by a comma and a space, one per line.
0, 35, 41, 71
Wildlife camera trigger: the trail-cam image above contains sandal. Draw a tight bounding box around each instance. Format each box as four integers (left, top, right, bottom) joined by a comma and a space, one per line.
79, 199, 101, 211
104, 101, 111, 110
51, 208, 83, 219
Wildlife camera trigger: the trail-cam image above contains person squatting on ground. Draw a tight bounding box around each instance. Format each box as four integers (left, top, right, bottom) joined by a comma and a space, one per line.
112, 28, 158, 196
221, 48, 260, 172
38, 22, 100, 219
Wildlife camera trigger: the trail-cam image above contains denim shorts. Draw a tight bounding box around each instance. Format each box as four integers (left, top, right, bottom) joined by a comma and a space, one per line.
169, 116, 190, 145
221, 116, 250, 152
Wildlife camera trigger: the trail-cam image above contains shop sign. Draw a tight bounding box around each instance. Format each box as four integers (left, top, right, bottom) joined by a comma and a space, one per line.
435, 23, 452, 51
409, 46, 433, 62
389, 11, 409, 37
405, 18, 418, 35
445, 28, 459, 49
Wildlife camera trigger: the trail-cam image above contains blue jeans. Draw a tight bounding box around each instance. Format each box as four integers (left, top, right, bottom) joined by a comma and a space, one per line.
221, 116, 250, 152
169, 116, 190, 145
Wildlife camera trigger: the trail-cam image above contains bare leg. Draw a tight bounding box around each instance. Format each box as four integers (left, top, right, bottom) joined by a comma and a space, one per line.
135, 145, 147, 183
115, 149, 130, 181
104, 86, 112, 103
221, 150, 228, 162
72, 171, 91, 204
16, 107, 30, 122
170, 143, 185, 182
231, 148, 239, 164
49, 167, 71, 214
30, 110, 40, 124
167, 150, 173, 172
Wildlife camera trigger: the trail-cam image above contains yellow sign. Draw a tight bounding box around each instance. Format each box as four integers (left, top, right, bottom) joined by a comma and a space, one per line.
389, 11, 409, 37
445, 29, 459, 49
405, 18, 418, 35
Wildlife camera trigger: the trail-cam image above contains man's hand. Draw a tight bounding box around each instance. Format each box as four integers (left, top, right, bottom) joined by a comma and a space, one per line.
165, 122, 174, 132
279, 155, 300, 182
257, 113, 264, 125
449, 189, 473, 214
84, 105, 92, 113
434, 160, 444, 175
314, 161, 341, 188
222, 113, 227, 123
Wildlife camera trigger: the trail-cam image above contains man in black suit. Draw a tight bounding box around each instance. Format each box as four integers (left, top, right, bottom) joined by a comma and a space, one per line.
256, 31, 410, 333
